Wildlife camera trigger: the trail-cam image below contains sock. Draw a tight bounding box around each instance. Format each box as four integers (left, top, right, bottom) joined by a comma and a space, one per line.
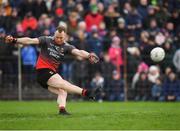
59, 106, 65, 111
82, 89, 90, 97
82, 89, 87, 96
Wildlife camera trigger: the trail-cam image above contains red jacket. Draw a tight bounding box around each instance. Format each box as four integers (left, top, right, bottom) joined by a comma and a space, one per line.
22, 17, 38, 32
108, 47, 123, 66
85, 13, 103, 32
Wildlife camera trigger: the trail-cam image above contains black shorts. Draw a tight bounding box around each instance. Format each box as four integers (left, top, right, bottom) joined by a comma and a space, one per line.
36, 68, 56, 89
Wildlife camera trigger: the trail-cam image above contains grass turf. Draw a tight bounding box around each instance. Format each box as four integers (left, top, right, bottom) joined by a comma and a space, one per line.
0, 101, 179, 130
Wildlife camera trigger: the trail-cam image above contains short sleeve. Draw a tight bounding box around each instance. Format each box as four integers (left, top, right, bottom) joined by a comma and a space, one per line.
65, 43, 76, 53
38, 36, 47, 46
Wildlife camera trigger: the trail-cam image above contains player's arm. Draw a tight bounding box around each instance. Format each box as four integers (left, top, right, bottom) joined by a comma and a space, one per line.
5, 35, 39, 45
71, 49, 99, 64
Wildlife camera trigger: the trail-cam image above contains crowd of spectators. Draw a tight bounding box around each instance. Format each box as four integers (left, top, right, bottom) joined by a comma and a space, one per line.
0, 0, 180, 101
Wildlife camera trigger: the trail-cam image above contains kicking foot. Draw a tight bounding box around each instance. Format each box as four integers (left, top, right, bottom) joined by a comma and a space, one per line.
86, 86, 102, 100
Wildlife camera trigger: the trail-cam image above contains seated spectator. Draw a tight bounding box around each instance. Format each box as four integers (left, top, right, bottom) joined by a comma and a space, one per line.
151, 77, 163, 101
90, 72, 105, 102
135, 72, 152, 101
148, 65, 160, 84
163, 72, 179, 101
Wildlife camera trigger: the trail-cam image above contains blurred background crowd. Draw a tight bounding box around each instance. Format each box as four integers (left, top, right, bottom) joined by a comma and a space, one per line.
0, 0, 180, 101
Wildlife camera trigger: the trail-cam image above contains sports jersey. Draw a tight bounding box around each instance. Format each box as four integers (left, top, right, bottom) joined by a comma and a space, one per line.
36, 36, 75, 72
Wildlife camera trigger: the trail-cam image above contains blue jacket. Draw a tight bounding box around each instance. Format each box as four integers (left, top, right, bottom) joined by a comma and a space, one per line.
163, 78, 179, 97
21, 46, 37, 66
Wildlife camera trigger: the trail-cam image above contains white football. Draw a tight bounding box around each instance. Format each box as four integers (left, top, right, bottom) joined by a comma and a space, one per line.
150, 47, 165, 62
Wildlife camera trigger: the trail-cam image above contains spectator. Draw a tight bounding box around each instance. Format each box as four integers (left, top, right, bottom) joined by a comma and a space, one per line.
127, 47, 141, 82
108, 36, 123, 74
67, 11, 79, 36
90, 72, 105, 102
21, 45, 37, 87
151, 77, 163, 101
137, 0, 148, 22
135, 72, 152, 101
21, 12, 38, 33
148, 65, 160, 84
163, 72, 179, 101
116, 17, 126, 39
100, 53, 116, 89
126, 8, 142, 38
161, 41, 175, 72
18, 0, 34, 18
104, 4, 120, 29
33, 0, 48, 19
85, 4, 103, 32
173, 49, 180, 79
109, 70, 124, 101
87, 26, 103, 57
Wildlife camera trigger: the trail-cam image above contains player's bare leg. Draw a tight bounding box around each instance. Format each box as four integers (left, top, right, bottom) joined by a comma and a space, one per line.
47, 73, 101, 100
47, 74, 83, 94
48, 86, 70, 115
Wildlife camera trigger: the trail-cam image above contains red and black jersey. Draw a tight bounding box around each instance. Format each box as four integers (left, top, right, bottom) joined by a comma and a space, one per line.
36, 36, 75, 72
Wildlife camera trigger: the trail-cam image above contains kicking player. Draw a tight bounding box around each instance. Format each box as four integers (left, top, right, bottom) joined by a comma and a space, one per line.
5, 25, 100, 115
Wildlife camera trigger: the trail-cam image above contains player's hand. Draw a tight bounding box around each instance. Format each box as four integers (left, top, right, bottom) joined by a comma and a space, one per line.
5, 35, 17, 44
88, 53, 99, 64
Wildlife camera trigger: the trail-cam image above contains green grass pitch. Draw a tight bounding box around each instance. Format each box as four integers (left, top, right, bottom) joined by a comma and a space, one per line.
0, 101, 180, 130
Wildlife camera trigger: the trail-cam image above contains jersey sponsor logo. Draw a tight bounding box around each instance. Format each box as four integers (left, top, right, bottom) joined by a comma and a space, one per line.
49, 71, 54, 75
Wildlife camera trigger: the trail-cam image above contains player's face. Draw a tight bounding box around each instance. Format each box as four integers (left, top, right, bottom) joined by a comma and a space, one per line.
54, 31, 66, 45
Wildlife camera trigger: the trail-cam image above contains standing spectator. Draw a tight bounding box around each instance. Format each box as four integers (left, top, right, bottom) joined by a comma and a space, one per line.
127, 47, 141, 83
116, 17, 126, 39
21, 45, 37, 87
168, 9, 179, 33
161, 41, 175, 72
38, 17, 55, 36
3, 8, 19, 34
67, 11, 79, 36
18, 0, 34, 18
126, 8, 142, 38
103, 28, 117, 52
87, 27, 103, 57
85, 4, 103, 32
137, 0, 148, 22
104, 4, 120, 30
108, 36, 123, 74
33, 0, 48, 19
147, 18, 160, 36
54, 8, 66, 27
21, 12, 38, 33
